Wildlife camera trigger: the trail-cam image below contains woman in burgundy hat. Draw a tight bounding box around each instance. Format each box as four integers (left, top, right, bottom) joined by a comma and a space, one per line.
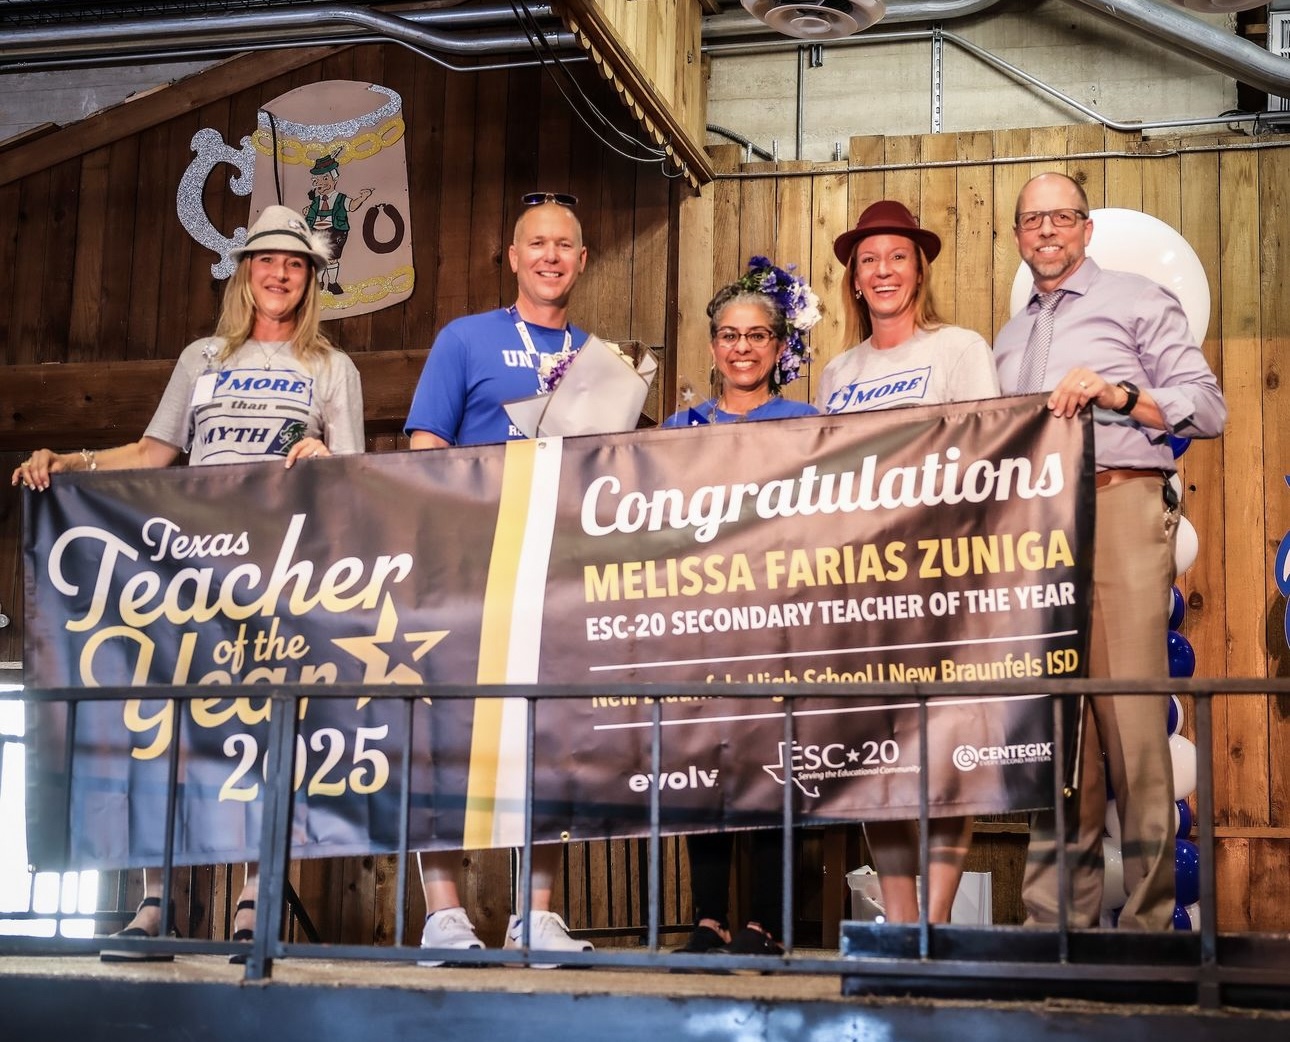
819, 199, 998, 416
820, 200, 1000, 924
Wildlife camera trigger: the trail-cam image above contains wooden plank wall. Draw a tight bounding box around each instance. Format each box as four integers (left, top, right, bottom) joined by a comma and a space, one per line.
676, 124, 1290, 931
0, 41, 685, 949
0, 48, 674, 371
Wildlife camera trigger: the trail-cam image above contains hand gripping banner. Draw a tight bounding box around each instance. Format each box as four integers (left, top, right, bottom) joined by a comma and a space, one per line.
22, 395, 1093, 869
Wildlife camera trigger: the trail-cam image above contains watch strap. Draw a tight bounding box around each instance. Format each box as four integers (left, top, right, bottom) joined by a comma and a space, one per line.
1115, 380, 1139, 415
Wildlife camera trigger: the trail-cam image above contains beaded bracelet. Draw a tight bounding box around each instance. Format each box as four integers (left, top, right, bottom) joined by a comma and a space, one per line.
80, 448, 97, 471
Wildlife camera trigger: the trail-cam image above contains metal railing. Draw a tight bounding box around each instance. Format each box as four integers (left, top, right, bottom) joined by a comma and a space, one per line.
2, 677, 1288, 1010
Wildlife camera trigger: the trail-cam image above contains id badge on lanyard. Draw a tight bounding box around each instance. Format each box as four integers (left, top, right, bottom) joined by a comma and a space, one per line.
510, 306, 571, 387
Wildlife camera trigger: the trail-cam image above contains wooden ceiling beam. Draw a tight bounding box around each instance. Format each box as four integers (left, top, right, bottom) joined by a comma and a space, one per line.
0, 46, 342, 189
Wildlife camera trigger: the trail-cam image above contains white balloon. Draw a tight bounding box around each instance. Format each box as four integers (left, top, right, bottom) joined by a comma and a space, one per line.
1186, 901, 1201, 929
1009, 208, 1211, 345
1102, 836, 1127, 912
1170, 733, 1198, 800
1175, 515, 1199, 578
1169, 472, 1183, 508
1105, 798, 1121, 844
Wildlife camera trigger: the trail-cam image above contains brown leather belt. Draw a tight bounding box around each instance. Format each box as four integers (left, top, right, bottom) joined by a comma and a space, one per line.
1094, 468, 1163, 489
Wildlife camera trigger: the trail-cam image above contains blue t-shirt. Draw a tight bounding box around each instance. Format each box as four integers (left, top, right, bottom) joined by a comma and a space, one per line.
662, 396, 818, 427
405, 308, 590, 446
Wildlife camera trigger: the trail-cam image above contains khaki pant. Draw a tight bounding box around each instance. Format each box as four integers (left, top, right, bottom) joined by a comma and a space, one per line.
1023, 474, 1179, 930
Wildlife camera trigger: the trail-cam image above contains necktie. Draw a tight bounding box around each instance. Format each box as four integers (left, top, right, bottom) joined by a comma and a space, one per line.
1016, 290, 1063, 393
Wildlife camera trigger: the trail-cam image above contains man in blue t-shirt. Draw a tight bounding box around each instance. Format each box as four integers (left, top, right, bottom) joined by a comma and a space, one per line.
404, 196, 594, 967
405, 198, 589, 447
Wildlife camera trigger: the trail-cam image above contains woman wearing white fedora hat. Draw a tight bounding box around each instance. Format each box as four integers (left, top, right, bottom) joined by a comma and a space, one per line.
819, 200, 1000, 926
13, 203, 364, 960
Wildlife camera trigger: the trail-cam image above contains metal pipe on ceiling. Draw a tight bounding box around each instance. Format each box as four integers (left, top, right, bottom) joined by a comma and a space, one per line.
1061, 0, 1290, 98
705, 0, 1290, 102
703, 25, 1283, 135
0, 2, 573, 66
0, 1, 534, 26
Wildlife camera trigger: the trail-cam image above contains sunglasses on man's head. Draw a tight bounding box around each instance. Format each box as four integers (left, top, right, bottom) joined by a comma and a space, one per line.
522, 192, 578, 207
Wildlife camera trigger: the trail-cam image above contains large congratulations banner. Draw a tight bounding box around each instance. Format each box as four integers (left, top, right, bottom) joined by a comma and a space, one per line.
23, 395, 1093, 870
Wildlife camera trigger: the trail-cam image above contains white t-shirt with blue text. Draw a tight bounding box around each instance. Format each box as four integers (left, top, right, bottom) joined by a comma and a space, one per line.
816, 324, 999, 415
145, 336, 364, 465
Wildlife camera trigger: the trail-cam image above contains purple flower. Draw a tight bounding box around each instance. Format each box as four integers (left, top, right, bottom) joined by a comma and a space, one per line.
736, 256, 820, 392
538, 348, 578, 394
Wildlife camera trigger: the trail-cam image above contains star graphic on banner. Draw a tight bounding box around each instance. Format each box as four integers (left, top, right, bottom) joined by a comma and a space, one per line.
332, 594, 449, 686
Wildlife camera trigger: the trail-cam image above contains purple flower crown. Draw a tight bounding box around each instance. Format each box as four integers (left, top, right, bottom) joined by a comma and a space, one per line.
736, 255, 821, 392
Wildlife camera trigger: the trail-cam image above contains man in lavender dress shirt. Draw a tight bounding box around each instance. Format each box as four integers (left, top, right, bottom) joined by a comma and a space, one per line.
994, 172, 1227, 931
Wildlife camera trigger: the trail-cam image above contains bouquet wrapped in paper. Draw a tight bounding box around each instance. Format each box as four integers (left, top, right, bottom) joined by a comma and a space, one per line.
504, 336, 659, 438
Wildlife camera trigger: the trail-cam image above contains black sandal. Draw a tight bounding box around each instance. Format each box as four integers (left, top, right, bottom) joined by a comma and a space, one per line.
228, 899, 255, 965
100, 896, 178, 963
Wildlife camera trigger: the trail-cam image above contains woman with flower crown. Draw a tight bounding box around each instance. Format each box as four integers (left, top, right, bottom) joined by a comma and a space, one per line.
820, 200, 1000, 925
663, 260, 819, 955
663, 257, 820, 428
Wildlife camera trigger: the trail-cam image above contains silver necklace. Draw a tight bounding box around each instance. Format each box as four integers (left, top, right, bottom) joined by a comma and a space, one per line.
258, 341, 287, 370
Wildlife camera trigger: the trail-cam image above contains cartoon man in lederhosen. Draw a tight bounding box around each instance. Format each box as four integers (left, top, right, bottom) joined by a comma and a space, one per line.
303, 149, 373, 295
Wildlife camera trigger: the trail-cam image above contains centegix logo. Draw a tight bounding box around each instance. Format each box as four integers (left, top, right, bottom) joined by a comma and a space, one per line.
952, 742, 1053, 771
627, 765, 720, 792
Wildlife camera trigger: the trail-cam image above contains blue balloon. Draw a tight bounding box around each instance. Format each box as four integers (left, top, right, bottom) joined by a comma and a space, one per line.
1169, 585, 1185, 630
1167, 695, 1180, 736
1168, 630, 1196, 678
1277, 522, 1290, 598
1175, 838, 1200, 906
1172, 903, 1193, 931
1176, 799, 1193, 838
1169, 435, 1192, 459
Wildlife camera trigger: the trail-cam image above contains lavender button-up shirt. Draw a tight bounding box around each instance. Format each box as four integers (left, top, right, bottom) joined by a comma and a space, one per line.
994, 258, 1226, 472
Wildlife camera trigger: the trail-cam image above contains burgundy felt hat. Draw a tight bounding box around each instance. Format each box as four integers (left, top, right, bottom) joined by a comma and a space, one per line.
832, 200, 942, 266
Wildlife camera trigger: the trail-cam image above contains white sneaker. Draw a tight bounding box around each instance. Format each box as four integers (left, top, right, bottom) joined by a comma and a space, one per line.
504, 911, 593, 969
418, 907, 484, 967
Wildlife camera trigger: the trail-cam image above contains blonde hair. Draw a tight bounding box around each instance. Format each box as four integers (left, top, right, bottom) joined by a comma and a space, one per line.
841, 243, 944, 345
213, 256, 336, 368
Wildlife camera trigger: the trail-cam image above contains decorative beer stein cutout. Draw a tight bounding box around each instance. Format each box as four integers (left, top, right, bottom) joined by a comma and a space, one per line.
178, 80, 413, 318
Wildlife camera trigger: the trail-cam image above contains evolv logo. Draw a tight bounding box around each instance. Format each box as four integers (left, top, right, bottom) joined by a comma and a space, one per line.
627, 765, 720, 792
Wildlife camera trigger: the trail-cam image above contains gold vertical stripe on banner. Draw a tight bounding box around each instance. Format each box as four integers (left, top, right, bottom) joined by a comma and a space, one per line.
464, 439, 538, 848
491, 441, 563, 846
